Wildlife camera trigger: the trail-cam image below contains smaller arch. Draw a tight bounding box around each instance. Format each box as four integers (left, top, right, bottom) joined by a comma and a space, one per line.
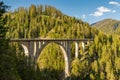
81, 41, 85, 50
20, 44, 29, 56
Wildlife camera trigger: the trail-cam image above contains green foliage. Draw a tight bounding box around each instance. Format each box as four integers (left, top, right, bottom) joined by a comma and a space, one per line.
0, 48, 21, 80
0, 1, 21, 80
0, 1, 9, 38
88, 33, 120, 80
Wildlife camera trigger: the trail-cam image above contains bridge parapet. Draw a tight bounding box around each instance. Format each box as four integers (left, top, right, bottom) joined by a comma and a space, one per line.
10, 38, 94, 42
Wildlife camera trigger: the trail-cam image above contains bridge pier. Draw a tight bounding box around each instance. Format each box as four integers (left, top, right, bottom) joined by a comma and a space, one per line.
75, 42, 79, 58
19, 41, 38, 69
60, 41, 71, 78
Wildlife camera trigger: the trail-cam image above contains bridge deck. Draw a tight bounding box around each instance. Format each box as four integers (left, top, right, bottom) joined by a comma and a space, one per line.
10, 38, 94, 42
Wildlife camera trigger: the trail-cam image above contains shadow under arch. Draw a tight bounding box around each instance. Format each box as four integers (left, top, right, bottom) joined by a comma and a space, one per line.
35, 42, 70, 79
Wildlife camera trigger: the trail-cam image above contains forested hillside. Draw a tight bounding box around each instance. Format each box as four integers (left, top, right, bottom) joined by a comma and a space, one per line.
92, 19, 120, 34
1, 3, 120, 80
5, 5, 94, 39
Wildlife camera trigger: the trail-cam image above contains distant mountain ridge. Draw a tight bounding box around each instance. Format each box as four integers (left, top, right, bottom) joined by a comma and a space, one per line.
91, 18, 120, 34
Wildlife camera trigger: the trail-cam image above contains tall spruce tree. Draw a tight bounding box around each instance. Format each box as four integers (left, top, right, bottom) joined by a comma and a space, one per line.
0, 1, 9, 52
0, 1, 21, 80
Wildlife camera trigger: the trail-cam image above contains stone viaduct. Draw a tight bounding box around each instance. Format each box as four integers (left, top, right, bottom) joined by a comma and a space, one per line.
10, 38, 93, 78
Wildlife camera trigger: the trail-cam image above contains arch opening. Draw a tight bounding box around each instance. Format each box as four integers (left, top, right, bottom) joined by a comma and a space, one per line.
70, 41, 80, 59
20, 44, 29, 56
37, 42, 69, 79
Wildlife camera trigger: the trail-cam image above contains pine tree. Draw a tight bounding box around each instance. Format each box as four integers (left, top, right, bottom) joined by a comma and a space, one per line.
0, 1, 9, 54
0, 1, 21, 80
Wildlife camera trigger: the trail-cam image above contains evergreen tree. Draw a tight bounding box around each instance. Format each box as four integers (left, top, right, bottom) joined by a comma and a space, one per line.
0, 1, 21, 80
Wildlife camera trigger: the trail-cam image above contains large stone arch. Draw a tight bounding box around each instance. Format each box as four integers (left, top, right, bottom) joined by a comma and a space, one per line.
34, 41, 71, 77
18, 41, 84, 78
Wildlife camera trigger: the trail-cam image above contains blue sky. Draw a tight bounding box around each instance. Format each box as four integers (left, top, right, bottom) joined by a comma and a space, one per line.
3, 0, 120, 24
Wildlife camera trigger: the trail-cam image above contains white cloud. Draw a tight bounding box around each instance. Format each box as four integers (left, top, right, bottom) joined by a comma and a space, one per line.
82, 14, 86, 19
91, 11, 103, 17
90, 6, 116, 17
97, 6, 111, 12
109, 1, 120, 6
112, 10, 116, 13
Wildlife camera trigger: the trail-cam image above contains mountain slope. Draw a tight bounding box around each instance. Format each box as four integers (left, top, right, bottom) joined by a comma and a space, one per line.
91, 18, 120, 34
5, 5, 96, 39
